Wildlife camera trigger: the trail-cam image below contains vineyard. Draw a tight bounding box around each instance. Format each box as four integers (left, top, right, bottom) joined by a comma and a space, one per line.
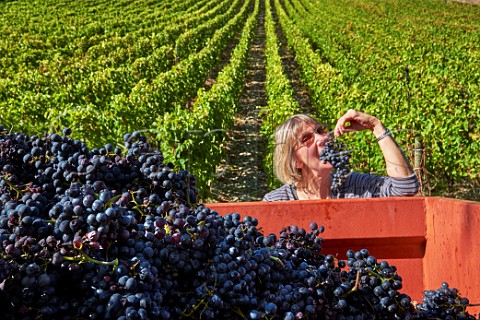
1, 0, 479, 201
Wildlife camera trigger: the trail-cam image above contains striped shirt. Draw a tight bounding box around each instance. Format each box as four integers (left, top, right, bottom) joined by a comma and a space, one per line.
262, 172, 419, 201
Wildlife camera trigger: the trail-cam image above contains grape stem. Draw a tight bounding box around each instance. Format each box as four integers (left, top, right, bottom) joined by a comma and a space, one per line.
0, 176, 21, 199
181, 285, 216, 318
130, 190, 146, 216
269, 256, 285, 268
344, 270, 361, 298
63, 248, 119, 270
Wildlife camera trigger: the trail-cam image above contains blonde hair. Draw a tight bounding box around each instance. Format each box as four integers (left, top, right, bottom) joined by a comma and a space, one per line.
273, 114, 324, 184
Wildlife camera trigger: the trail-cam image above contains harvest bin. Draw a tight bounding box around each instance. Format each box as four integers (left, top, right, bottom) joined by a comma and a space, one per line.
208, 196, 480, 314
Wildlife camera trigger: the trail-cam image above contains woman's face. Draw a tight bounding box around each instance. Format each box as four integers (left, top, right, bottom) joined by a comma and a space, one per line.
293, 123, 333, 172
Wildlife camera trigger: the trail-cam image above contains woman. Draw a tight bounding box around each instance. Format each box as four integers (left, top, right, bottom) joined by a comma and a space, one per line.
262, 109, 419, 201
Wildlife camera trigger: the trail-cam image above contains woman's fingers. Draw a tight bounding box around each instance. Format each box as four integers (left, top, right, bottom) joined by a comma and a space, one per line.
334, 110, 377, 136
334, 111, 352, 135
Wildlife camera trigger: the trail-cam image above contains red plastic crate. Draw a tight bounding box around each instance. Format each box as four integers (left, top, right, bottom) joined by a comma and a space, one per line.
207, 197, 480, 314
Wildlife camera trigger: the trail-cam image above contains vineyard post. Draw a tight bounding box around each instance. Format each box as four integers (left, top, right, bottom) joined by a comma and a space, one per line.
414, 137, 424, 195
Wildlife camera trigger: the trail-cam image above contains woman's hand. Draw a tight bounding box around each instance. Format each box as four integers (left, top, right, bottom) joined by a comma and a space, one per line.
333, 109, 384, 136
333, 109, 414, 178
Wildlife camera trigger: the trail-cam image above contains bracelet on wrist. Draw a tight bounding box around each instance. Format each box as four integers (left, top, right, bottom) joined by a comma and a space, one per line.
376, 129, 392, 142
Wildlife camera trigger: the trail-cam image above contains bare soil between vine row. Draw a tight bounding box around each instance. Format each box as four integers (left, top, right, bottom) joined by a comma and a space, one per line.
208, 0, 270, 203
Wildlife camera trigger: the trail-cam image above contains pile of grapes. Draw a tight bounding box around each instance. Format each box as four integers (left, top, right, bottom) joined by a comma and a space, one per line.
0, 126, 478, 319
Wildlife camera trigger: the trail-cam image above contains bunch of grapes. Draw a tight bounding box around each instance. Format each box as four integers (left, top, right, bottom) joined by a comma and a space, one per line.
319, 138, 353, 193
416, 282, 477, 319
0, 125, 478, 319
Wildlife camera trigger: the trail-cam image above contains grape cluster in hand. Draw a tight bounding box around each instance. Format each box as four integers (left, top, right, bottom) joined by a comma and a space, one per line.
0, 125, 478, 319
319, 138, 352, 193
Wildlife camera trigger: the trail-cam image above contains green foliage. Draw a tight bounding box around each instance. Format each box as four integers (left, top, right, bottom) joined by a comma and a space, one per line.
0, 0, 243, 146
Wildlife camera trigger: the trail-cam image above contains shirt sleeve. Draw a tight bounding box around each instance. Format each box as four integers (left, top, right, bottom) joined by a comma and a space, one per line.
342, 172, 419, 198
382, 173, 420, 197
262, 184, 297, 201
